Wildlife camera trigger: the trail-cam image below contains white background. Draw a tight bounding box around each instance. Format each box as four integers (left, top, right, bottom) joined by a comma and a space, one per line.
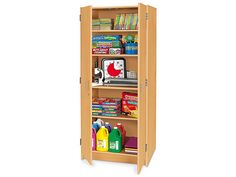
0, 0, 236, 176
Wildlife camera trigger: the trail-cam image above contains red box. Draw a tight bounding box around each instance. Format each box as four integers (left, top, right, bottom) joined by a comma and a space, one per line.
92, 48, 109, 54
121, 92, 138, 117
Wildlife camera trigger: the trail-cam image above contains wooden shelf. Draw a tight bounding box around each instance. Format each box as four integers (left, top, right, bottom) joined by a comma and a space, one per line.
93, 149, 137, 157
92, 85, 137, 91
92, 149, 137, 164
92, 114, 137, 121
92, 30, 138, 33
92, 54, 138, 57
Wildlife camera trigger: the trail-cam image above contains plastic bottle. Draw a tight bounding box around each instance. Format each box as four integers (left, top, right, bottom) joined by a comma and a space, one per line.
92, 128, 96, 150
92, 121, 100, 132
96, 126, 109, 152
105, 122, 112, 133
95, 119, 104, 127
116, 123, 126, 146
109, 127, 122, 153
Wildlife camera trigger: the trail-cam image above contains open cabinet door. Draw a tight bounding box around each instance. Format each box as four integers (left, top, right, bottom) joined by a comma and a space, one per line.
80, 6, 92, 164
146, 5, 157, 166
137, 3, 147, 174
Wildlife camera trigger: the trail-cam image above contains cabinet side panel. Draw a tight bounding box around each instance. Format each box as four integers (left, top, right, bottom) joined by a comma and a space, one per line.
80, 6, 92, 164
137, 3, 147, 174
146, 5, 156, 166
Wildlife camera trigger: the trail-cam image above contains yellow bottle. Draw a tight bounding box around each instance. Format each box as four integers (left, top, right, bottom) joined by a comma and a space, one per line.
96, 126, 109, 152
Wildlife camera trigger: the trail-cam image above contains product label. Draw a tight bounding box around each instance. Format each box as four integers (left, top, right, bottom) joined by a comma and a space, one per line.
109, 141, 116, 149
97, 139, 106, 148
110, 141, 119, 150
116, 141, 119, 150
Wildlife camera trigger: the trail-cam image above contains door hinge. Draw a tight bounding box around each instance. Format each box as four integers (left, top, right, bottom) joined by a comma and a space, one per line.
145, 79, 148, 86
80, 77, 81, 84
80, 138, 82, 146
79, 14, 81, 22
145, 144, 148, 152
146, 12, 148, 20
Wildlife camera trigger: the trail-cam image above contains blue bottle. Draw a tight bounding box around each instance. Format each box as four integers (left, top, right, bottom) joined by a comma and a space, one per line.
92, 121, 100, 132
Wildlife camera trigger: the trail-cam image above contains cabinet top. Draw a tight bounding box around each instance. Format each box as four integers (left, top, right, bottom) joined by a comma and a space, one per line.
92, 6, 138, 10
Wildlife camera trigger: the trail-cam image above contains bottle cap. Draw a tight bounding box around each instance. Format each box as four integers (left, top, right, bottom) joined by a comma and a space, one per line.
117, 123, 121, 125
114, 127, 118, 129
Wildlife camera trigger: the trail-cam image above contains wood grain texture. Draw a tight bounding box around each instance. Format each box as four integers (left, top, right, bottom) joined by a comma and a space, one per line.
81, 5, 156, 173
146, 5, 157, 166
93, 150, 137, 164
80, 6, 92, 165
137, 3, 147, 174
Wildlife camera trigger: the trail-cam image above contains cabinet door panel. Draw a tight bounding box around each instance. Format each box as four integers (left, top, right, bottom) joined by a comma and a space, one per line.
146, 5, 157, 166
80, 6, 92, 164
137, 3, 147, 174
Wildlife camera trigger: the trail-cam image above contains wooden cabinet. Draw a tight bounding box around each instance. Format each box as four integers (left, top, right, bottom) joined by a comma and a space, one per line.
80, 4, 156, 173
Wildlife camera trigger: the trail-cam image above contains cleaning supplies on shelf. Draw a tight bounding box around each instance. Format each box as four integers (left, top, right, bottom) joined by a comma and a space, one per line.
92, 121, 100, 132
105, 122, 112, 133
96, 126, 109, 152
124, 137, 137, 154
116, 123, 126, 147
92, 128, 97, 150
95, 118, 104, 127
122, 92, 138, 118
108, 127, 122, 153
92, 98, 121, 117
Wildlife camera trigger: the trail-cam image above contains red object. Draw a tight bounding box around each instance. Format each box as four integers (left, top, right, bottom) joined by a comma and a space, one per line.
92, 48, 109, 54
107, 62, 121, 77
121, 92, 138, 113
116, 123, 126, 146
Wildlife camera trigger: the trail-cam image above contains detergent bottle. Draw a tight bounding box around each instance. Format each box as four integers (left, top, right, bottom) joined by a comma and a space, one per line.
92, 121, 100, 132
116, 123, 126, 146
92, 128, 96, 150
96, 126, 109, 152
105, 122, 112, 133
109, 127, 122, 153
95, 119, 104, 127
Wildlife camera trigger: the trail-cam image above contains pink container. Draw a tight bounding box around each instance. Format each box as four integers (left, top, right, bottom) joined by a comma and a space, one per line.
92, 128, 96, 150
